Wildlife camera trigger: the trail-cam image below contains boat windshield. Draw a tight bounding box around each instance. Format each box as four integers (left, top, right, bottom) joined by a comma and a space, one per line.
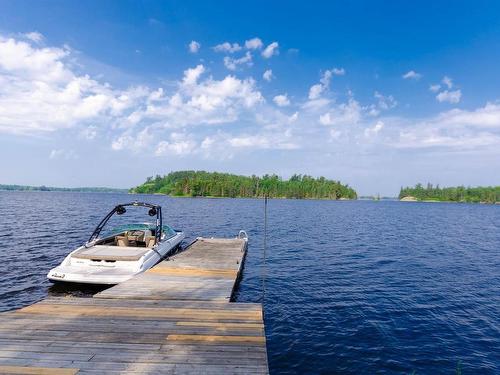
101, 223, 177, 240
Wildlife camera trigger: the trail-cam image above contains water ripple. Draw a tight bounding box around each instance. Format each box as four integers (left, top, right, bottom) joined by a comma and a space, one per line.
0, 192, 498, 374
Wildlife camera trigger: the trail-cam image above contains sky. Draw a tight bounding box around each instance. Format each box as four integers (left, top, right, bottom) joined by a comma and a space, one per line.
1, 0, 500, 195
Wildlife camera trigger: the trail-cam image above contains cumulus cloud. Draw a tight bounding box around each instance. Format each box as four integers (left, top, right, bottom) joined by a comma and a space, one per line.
263, 69, 273, 82
111, 128, 154, 152
402, 70, 422, 80
261, 42, 279, 58
24, 31, 44, 43
429, 84, 441, 92
395, 102, 500, 149
367, 92, 397, 116
318, 99, 362, 126
436, 89, 462, 104
155, 133, 197, 156
4, 32, 499, 164
374, 91, 397, 110
188, 40, 200, 53
273, 94, 290, 107
442, 76, 453, 89
308, 84, 324, 100
223, 51, 252, 71
0, 34, 144, 135
182, 64, 205, 85
307, 69, 341, 100
213, 42, 242, 53
364, 121, 384, 137
143, 64, 264, 130
245, 37, 263, 50
431, 76, 460, 103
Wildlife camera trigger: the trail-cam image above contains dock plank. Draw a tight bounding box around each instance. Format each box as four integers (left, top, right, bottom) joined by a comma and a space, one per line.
0, 237, 268, 374
96, 238, 247, 301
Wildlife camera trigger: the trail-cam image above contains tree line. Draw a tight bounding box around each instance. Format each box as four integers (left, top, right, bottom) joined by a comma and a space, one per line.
131, 171, 358, 200
399, 183, 500, 203
0, 184, 126, 193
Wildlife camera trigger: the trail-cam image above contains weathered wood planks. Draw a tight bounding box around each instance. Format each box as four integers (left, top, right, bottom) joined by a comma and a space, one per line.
0, 237, 268, 374
96, 237, 248, 301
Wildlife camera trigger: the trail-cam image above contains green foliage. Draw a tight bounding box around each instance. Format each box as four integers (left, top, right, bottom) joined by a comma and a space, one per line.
131, 171, 357, 200
399, 183, 500, 203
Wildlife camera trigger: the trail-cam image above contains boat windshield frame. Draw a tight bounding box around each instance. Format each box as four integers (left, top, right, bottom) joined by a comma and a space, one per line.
86, 202, 162, 247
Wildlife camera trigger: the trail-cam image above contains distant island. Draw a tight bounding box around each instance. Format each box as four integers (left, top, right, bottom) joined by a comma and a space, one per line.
399, 183, 500, 203
131, 171, 358, 200
0, 184, 127, 193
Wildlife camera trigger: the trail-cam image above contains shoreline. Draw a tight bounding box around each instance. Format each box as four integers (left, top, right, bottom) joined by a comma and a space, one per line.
400, 198, 499, 205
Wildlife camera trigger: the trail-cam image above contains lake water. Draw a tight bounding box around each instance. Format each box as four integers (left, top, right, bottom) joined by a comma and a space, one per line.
0, 191, 498, 374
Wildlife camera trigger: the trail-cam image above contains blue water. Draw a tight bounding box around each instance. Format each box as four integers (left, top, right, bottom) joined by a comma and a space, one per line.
0, 191, 498, 374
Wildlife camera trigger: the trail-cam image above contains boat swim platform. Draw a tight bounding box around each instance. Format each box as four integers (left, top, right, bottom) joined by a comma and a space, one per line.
0, 237, 269, 374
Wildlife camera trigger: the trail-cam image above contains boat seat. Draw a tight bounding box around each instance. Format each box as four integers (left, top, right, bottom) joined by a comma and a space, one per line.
116, 236, 129, 247
72, 245, 149, 261
145, 236, 156, 248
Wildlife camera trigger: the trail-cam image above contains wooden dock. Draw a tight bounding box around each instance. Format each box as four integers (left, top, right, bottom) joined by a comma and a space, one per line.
0, 237, 269, 374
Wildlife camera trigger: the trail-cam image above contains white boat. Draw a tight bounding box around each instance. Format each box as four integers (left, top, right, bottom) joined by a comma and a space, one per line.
47, 202, 185, 285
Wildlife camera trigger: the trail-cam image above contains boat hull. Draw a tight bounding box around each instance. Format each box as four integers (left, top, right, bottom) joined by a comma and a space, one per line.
47, 232, 184, 285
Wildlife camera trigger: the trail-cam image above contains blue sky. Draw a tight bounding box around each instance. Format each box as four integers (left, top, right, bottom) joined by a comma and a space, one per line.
1, 1, 500, 195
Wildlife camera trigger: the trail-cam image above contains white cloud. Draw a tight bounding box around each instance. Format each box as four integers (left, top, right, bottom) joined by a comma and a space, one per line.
374, 91, 397, 110
182, 64, 205, 85
431, 76, 460, 103
319, 112, 334, 125
367, 92, 397, 117
144, 64, 264, 129
442, 76, 453, 89
308, 69, 338, 100
394, 102, 500, 149
261, 42, 279, 58
436, 89, 462, 104
49, 149, 77, 159
364, 121, 384, 137
434, 102, 500, 128
24, 31, 44, 43
429, 84, 441, 92
79, 126, 97, 140
332, 67, 345, 76
213, 42, 242, 53
273, 94, 290, 107
0, 35, 144, 135
5, 32, 500, 166
402, 70, 422, 80
111, 128, 154, 152
155, 133, 197, 156
223, 51, 252, 71
319, 99, 361, 126
308, 84, 324, 100
263, 69, 273, 82
228, 134, 298, 150
188, 40, 200, 53
245, 37, 263, 50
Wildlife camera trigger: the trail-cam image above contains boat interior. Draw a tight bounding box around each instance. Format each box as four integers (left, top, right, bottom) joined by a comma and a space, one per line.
96, 230, 157, 248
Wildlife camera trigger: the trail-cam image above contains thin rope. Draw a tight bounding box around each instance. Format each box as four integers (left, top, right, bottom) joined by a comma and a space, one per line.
262, 195, 268, 303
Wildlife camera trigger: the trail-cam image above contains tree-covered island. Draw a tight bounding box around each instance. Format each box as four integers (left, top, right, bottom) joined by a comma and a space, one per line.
399, 183, 500, 203
131, 171, 357, 200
